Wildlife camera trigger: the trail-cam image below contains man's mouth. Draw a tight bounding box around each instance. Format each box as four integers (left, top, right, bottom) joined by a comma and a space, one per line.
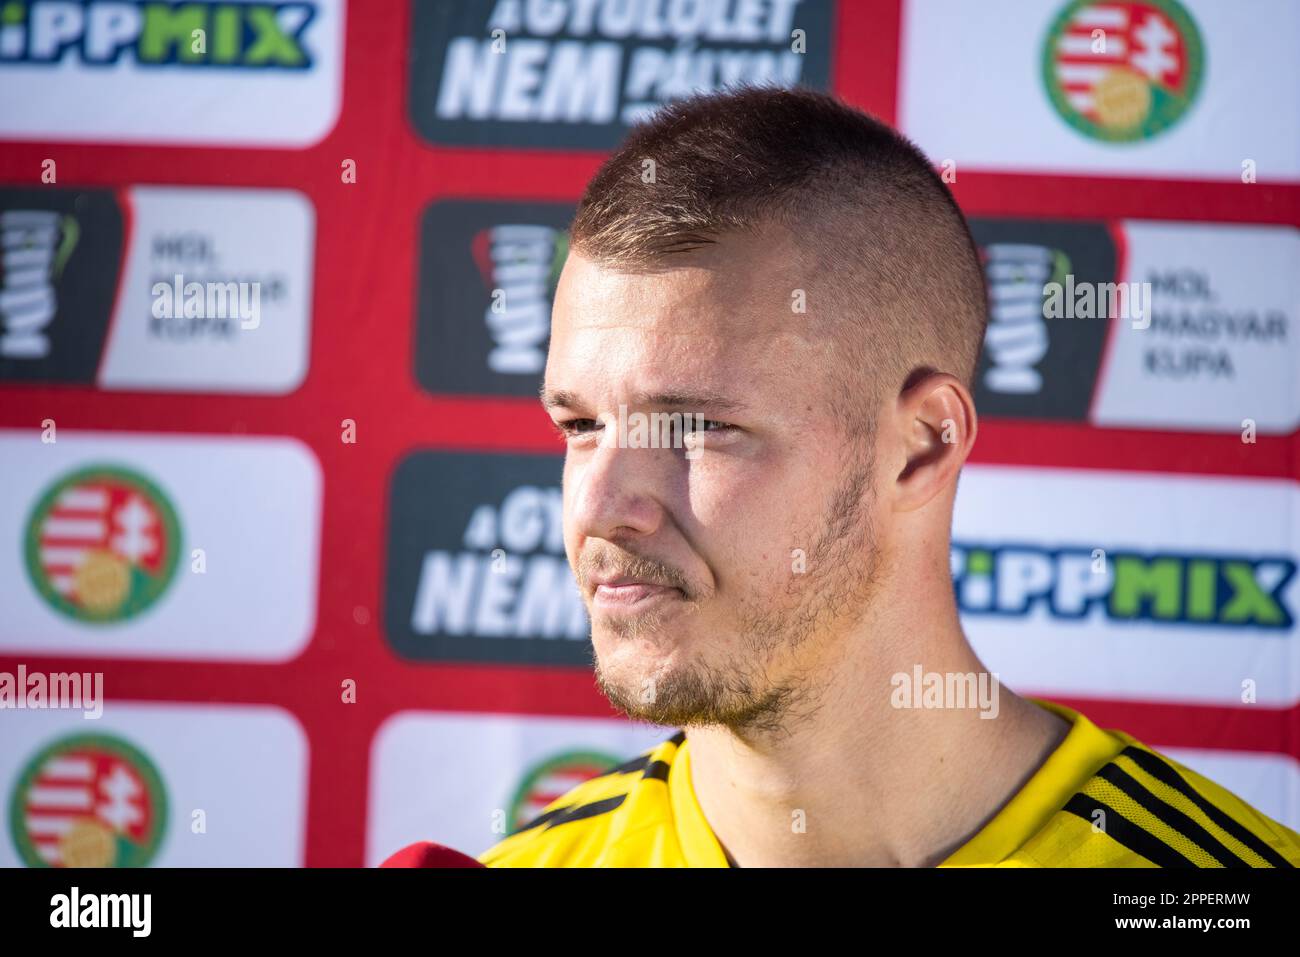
591, 580, 684, 609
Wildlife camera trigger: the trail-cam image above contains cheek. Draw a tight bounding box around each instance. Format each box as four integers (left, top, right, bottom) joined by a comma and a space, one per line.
561, 458, 586, 555
684, 455, 765, 521
690, 467, 816, 585
696, 448, 853, 581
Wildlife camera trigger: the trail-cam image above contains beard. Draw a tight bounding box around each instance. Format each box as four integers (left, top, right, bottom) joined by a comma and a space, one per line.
584, 440, 881, 735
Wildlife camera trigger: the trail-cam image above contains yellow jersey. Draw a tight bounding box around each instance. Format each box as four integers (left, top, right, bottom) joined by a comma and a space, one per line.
479, 699, 1300, 868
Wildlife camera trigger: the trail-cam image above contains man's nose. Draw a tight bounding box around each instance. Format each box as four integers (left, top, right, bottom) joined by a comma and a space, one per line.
567, 433, 670, 544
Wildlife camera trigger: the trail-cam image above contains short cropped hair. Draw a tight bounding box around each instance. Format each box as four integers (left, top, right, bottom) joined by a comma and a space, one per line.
568, 85, 988, 418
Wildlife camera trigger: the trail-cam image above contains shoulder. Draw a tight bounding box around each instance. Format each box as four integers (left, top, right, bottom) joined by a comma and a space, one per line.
478, 731, 684, 868
1016, 737, 1300, 868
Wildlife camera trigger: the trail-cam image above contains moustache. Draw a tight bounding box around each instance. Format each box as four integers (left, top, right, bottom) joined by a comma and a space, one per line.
576, 544, 694, 599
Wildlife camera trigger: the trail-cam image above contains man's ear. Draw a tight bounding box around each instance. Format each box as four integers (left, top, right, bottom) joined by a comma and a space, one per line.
890, 372, 977, 512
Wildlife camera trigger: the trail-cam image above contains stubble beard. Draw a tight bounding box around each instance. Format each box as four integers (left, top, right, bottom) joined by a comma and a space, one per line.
591, 443, 881, 735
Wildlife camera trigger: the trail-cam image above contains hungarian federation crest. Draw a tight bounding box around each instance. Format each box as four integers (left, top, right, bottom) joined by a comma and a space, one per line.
24, 465, 181, 623
1043, 0, 1204, 142
9, 734, 168, 868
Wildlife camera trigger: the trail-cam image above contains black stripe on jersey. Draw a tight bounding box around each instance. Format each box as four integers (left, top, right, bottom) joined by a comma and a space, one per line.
514, 793, 628, 835
1121, 747, 1295, 869
538, 794, 628, 830
511, 736, 683, 836
1063, 793, 1195, 867
598, 733, 684, 780
510, 734, 684, 836
603, 754, 652, 778
1096, 763, 1249, 868
513, 804, 571, 834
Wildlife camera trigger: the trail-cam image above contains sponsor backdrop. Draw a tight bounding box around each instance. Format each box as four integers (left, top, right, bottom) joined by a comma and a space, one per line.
0, 0, 1296, 867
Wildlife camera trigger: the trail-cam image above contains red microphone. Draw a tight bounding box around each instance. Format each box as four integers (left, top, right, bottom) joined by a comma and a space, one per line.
380, 841, 486, 868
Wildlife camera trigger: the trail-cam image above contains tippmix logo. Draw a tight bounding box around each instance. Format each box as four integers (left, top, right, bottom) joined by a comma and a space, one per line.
1042, 0, 1204, 143
24, 465, 182, 624
0, 1, 317, 68
953, 544, 1295, 629
0, 2, 343, 146
9, 733, 167, 868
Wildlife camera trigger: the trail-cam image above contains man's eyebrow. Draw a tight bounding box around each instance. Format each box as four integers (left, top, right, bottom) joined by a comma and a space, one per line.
539, 387, 580, 410
633, 390, 749, 414
539, 386, 748, 415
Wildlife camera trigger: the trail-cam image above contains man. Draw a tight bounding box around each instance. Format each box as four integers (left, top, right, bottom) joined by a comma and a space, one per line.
477, 87, 1300, 868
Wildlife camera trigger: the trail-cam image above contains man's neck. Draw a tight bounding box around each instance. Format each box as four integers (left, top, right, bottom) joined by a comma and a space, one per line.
683, 605, 1071, 867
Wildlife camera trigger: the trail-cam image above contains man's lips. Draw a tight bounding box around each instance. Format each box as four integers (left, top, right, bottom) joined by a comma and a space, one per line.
591, 581, 683, 607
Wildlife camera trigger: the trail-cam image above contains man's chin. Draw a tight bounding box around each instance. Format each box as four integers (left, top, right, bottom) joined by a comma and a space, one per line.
595, 674, 693, 727
593, 641, 797, 733
591, 632, 680, 685
592, 642, 691, 719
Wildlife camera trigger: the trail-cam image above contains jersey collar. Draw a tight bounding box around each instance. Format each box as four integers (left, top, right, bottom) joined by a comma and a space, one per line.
938, 698, 1124, 866
668, 699, 1122, 868
668, 735, 732, 867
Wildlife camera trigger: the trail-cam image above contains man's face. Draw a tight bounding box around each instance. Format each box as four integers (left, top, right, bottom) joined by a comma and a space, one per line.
543, 234, 883, 732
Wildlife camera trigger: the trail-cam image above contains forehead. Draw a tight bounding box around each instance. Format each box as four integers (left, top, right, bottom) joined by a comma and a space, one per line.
546, 236, 828, 401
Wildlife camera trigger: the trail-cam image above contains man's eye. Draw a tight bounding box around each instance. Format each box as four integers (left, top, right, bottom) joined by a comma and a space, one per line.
555, 418, 600, 437
682, 419, 733, 436
553, 417, 734, 444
